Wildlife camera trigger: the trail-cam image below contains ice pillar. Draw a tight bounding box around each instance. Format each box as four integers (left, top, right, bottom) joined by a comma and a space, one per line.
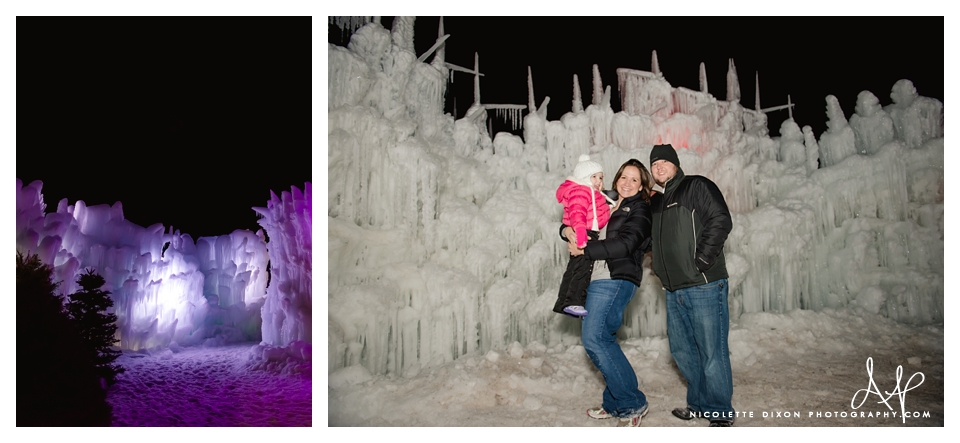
254, 183, 313, 346
699, 62, 708, 94
727, 58, 740, 102
572, 74, 583, 113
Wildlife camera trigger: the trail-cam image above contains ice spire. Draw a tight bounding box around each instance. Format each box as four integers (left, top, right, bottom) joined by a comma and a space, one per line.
417, 20, 450, 66
726, 58, 740, 102
527, 66, 535, 111
418, 34, 449, 63
391, 16, 416, 52
537, 96, 550, 119
802, 125, 820, 175
755, 72, 761, 111
601, 85, 611, 108
592, 64, 602, 106
473, 52, 480, 106
651, 50, 660, 76
572, 74, 583, 113
433, 17, 445, 67
699, 62, 708, 94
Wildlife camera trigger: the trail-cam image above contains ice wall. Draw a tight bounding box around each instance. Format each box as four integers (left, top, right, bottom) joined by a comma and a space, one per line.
327, 19, 944, 377
254, 184, 313, 347
16, 179, 272, 350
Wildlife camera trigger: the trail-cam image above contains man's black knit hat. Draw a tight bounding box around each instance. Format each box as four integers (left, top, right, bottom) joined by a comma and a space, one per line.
650, 144, 680, 168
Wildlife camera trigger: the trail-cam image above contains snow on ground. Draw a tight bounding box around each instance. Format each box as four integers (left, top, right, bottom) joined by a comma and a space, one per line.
108, 343, 312, 426
328, 308, 943, 427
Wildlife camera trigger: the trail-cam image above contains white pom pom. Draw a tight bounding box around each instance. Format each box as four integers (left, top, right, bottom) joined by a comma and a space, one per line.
579, 154, 590, 162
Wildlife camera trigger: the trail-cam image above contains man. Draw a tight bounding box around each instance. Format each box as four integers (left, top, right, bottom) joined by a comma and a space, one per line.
648, 144, 735, 427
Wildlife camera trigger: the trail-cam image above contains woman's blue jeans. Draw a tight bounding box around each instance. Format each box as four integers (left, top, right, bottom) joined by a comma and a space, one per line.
582, 279, 647, 418
665, 278, 735, 419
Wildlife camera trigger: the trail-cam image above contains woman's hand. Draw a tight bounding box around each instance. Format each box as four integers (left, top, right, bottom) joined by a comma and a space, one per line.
569, 244, 585, 257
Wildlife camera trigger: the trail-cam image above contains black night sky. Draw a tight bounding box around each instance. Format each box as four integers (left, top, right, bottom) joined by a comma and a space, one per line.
17, 17, 311, 238
18, 17, 940, 239
330, 16, 943, 142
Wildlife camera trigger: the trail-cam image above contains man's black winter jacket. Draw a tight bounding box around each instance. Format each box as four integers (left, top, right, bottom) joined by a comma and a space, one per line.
650, 167, 732, 292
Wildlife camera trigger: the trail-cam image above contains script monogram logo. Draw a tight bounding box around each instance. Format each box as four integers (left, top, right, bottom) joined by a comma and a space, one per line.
850, 357, 925, 424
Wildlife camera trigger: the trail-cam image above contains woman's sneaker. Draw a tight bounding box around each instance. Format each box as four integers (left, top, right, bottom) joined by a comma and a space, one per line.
620, 407, 649, 427
588, 404, 648, 426
563, 305, 588, 317
586, 407, 614, 419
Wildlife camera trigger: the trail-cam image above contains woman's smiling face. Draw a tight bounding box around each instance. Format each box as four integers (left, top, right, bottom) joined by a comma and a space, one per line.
617, 165, 642, 198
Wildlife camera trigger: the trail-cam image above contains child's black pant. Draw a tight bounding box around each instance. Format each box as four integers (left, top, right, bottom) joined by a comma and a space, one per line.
553, 230, 599, 315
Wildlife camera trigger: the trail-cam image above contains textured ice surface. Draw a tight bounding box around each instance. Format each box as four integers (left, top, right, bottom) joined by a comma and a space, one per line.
254, 184, 313, 347
108, 344, 311, 426
327, 20, 943, 378
329, 309, 943, 426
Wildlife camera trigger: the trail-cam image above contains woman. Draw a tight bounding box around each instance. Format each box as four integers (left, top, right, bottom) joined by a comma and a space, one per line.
561, 158, 654, 427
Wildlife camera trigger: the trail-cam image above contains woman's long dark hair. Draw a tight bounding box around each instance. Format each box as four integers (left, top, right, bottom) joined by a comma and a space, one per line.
612, 158, 654, 203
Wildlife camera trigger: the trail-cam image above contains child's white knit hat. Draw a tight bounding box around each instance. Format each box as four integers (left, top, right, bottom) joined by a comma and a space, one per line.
573, 154, 603, 181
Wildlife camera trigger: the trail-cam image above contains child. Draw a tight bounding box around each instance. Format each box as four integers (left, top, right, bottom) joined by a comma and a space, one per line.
553, 154, 614, 317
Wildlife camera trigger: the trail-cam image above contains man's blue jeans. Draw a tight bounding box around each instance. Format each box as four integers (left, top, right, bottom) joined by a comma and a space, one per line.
582, 279, 647, 418
666, 278, 735, 419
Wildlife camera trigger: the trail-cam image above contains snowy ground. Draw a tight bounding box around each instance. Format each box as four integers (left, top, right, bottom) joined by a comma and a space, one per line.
107, 343, 312, 426
328, 308, 943, 428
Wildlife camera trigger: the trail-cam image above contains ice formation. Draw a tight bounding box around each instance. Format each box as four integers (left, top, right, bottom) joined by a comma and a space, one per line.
254, 184, 313, 347
15, 179, 312, 351
327, 18, 943, 377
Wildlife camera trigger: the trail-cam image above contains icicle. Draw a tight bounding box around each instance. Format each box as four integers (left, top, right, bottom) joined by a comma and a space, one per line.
699, 62, 708, 94
473, 52, 481, 106
651, 50, 660, 76
434, 17, 445, 65
572, 74, 583, 113
618, 72, 626, 112
726, 58, 740, 102
755, 71, 761, 111
329, 16, 372, 33
527, 66, 536, 111
592, 64, 602, 106
418, 34, 450, 63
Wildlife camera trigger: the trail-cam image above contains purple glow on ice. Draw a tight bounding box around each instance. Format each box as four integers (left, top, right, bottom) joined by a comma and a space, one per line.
254, 183, 313, 347
108, 344, 311, 426
15, 178, 313, 351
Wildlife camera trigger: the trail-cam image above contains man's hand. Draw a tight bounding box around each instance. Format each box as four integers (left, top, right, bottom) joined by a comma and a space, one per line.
564, 227, 584, 256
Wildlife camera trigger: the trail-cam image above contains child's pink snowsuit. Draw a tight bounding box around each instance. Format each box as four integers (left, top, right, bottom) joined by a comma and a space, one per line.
556, 179, 611, 248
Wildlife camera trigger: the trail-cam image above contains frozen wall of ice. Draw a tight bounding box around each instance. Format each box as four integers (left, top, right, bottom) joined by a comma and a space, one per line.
14, 179, 293, 351
254, 184, 313, 347
327, 19, 943, 377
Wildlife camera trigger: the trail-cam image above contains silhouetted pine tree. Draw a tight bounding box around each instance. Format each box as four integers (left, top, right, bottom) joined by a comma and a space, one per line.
67, 269, 125, 385
17, 252, 112, 426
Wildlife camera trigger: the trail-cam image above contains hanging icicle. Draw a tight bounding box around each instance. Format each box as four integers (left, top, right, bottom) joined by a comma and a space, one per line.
329, 17, 372, 33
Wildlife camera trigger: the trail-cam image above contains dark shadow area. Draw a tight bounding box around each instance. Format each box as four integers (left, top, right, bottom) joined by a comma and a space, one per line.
17, 253, 113, 426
